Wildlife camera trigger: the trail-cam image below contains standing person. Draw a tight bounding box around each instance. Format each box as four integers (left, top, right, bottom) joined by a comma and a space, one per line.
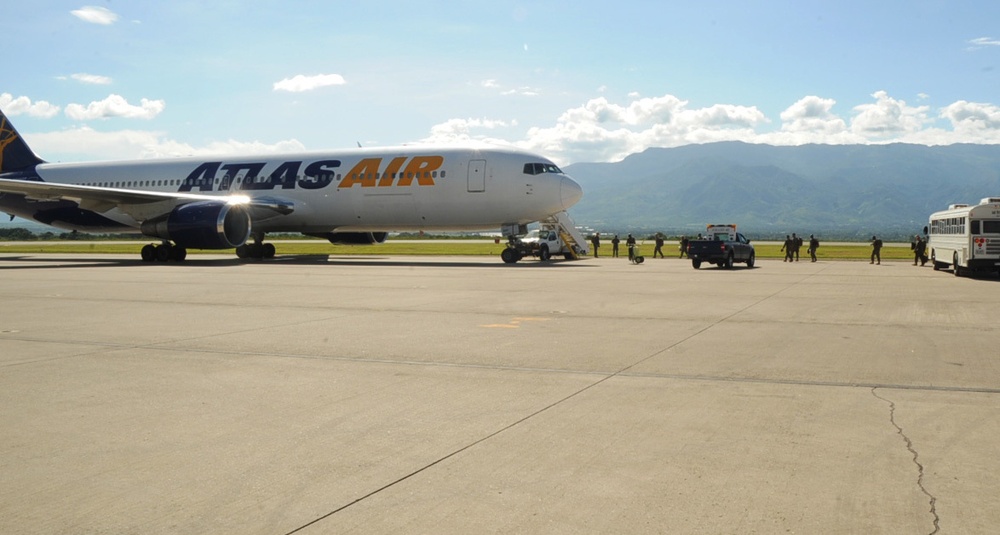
913, 234, 927, 266
870, 235, 883, 265
626, 233, 636, 261
591, 233, 600, 258
781, 235, 794, 262
793, 233, 802, 261
679, 236, 689, 258
611, 234, 620, 258
808, 234, 819, 262
653, 233, 665, 258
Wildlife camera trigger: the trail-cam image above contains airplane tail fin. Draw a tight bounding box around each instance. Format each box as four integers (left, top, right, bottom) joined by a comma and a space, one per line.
0, 108, 45, 173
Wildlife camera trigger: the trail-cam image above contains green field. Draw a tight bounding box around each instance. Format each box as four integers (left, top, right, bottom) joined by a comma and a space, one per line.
0, 240, 916, 261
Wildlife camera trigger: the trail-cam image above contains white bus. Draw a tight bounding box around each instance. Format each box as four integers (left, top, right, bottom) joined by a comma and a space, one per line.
926, 197, 1000, 276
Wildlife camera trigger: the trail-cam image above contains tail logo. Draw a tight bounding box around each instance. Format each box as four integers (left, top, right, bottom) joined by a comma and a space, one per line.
0, 115, 18, 171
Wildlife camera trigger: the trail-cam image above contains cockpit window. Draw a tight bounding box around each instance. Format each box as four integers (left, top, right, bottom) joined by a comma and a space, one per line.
523, 162, 563, 175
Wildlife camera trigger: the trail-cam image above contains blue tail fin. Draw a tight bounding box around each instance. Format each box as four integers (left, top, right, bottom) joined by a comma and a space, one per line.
0, 108, 44, 173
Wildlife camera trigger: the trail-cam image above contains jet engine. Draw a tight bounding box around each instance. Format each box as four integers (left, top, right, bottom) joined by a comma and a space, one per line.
307, 231, 389, 245
140, 201, 251, 249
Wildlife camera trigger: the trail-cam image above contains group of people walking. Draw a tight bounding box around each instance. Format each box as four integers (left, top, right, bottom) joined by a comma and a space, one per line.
780, 233, 820, 262
590, 232, 682, 261
590, 232, 640, 261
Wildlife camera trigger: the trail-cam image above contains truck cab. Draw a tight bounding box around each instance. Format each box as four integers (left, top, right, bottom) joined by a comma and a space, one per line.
687, 224, 756, 269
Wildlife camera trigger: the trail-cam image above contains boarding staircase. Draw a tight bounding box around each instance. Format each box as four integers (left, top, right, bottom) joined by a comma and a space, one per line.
543, 211, 589, 259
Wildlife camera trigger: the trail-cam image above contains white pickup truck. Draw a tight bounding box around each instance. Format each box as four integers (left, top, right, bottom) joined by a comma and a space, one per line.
502, 227, 576, 262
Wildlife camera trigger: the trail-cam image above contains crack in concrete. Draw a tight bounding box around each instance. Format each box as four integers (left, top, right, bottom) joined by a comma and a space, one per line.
872, 387, 940, 535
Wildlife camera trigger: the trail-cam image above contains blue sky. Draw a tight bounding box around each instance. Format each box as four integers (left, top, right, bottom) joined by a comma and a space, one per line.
4, 1, 1000, 166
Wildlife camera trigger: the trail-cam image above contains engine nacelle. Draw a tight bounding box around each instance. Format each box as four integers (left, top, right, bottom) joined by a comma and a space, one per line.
140, 201, 251, 249
306, 231, 389, 245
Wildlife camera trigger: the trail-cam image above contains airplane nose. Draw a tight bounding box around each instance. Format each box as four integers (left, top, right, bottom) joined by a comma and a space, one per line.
560, 176, 583, 210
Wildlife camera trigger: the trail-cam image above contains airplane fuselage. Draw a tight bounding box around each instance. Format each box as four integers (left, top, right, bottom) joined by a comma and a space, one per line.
0, 144, 582, 235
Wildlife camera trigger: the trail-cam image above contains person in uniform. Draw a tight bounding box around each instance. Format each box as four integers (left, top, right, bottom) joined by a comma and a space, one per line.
808, 235, 819, 262
611, 234, 620, 258
913, 234, 927, 266
591, 233, 600, 258
626, 234, 636, 261
870, 235, 883, 265
781, 235, 794, 262
653, 234, 664, 258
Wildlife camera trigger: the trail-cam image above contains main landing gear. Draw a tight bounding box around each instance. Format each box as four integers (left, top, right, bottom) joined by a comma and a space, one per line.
140, 241, 187, 262
235, 233, 276, 260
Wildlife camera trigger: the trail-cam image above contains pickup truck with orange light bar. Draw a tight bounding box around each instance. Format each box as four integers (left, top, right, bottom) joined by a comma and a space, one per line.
686, 224, 756, 269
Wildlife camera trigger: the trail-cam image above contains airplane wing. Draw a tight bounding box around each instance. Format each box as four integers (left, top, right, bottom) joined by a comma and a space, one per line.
0, 178, 293, 222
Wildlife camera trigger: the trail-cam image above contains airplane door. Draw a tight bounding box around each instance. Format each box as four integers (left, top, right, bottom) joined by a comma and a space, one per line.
467, 159, 486, 192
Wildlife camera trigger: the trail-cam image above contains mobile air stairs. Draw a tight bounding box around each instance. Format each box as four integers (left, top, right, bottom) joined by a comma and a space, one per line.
545, 211, 589, 259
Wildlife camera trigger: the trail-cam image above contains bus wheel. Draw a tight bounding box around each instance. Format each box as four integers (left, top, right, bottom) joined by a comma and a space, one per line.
953, 253, 963, 277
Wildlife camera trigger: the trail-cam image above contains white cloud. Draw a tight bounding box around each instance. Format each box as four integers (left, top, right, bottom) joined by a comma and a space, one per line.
968, 37, 1000, 48
501, 87, 540, 96
64, 94, 165, 120
481, 79, 499, 88
0, 93, 61, 118
779, 96, 848, 135
70, 73, 113, 85
940, 100, 1000, 141
273, 74, 346, 92
515, 95, 767, 164
70, 6, 119, 25
421, 118, 512, 145
850, 90, 930, 138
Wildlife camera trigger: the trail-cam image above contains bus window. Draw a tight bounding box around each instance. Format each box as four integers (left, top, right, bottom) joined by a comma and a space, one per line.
972, 220, 981, 235
984, 221, 1000, 234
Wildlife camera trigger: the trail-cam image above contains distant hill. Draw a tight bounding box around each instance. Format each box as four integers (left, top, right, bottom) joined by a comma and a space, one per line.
564, 142, 1000, 239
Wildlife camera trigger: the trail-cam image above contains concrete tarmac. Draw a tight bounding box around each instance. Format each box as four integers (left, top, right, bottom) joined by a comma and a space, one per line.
1, 253, 998, 534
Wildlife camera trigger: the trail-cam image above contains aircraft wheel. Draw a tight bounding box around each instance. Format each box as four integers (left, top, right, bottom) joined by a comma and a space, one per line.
236, 244, 249, 259
141, 244, 156, 262
155, 243, 171, 262
172, 246, 187, 262
263, 243, 276, 259
246, 243, 264, 259
501, 248, 518, 264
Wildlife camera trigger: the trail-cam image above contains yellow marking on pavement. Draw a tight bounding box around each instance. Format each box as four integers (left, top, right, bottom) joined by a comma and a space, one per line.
480, 317, 551, 329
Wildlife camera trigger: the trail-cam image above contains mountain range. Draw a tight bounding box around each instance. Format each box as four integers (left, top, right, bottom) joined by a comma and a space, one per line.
563, 142, 1000, 239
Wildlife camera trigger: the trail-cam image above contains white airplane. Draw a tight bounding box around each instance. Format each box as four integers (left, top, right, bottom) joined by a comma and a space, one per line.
0, 108, 583, 261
